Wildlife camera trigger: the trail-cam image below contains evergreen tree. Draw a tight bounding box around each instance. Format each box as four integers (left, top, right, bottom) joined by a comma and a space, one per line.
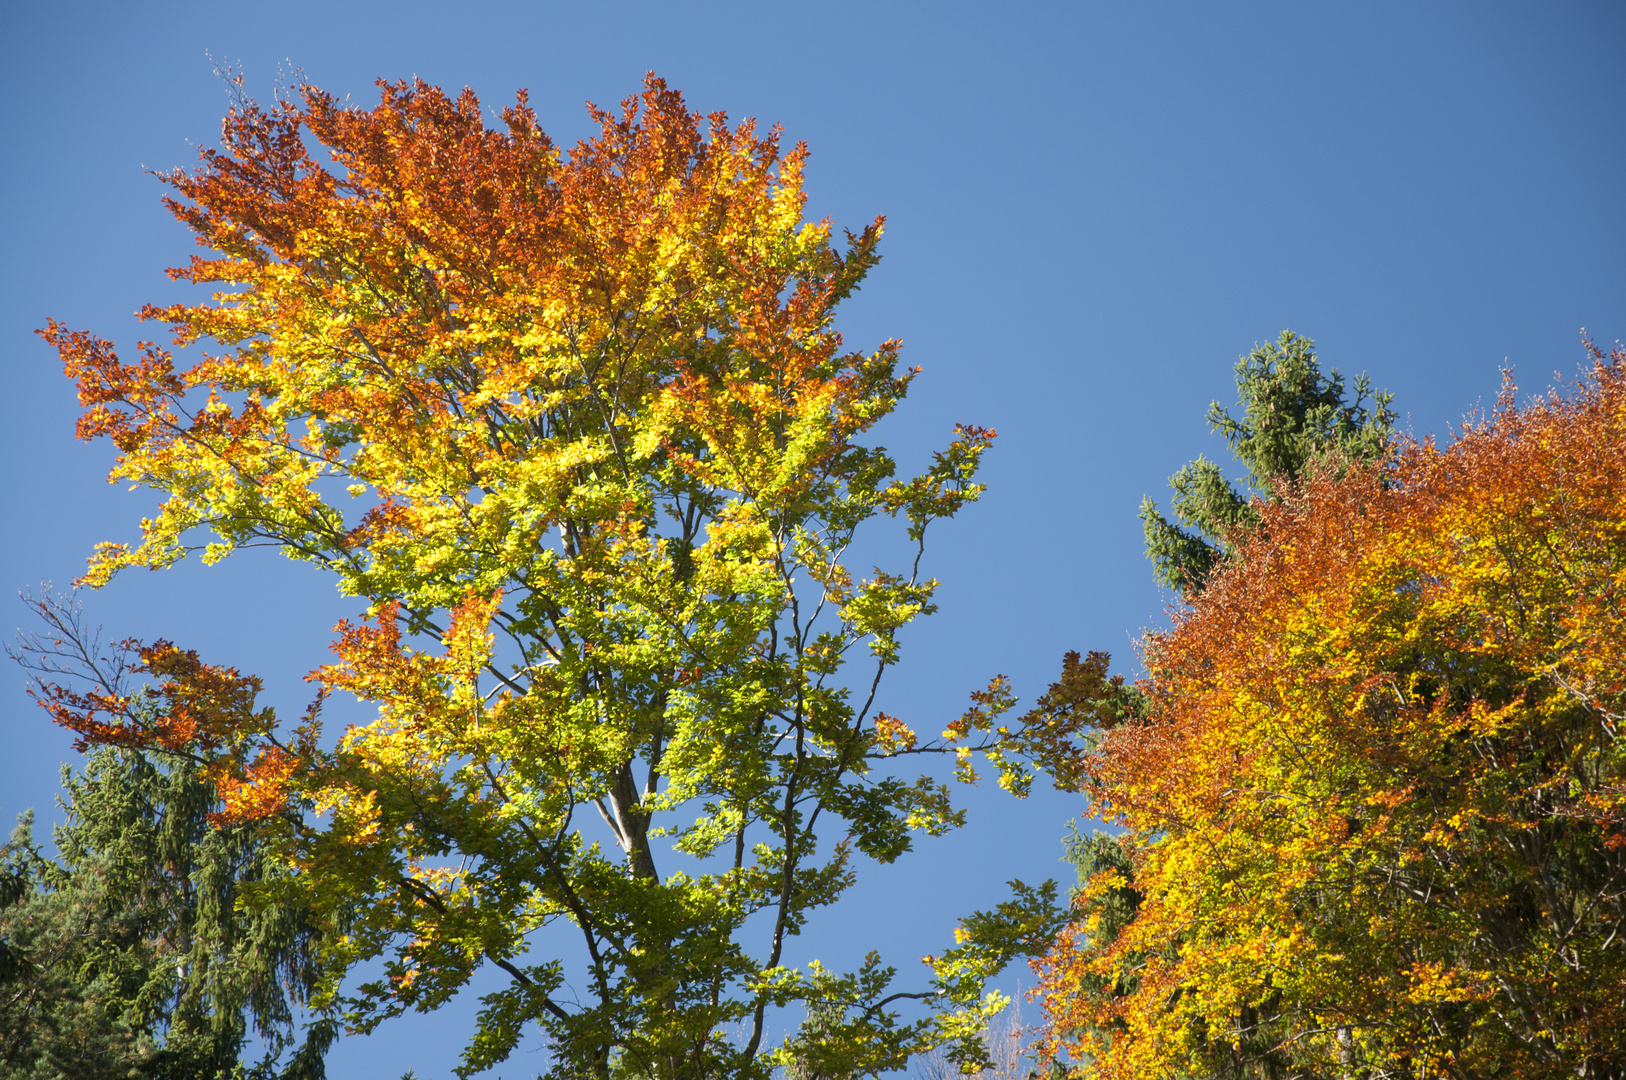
2, 601, 334, 1080
1140, 331, 1395, 596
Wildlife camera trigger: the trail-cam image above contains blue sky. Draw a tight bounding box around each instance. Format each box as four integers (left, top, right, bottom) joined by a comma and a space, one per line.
2, 1, 1622, 1075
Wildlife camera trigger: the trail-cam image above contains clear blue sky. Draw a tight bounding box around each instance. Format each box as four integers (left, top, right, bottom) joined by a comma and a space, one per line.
2, 1, 1622, 1075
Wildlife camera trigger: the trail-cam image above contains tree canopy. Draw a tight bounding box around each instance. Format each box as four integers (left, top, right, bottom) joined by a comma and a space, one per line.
39, 75, 1090, 1080
1036, 340, 1626, 1078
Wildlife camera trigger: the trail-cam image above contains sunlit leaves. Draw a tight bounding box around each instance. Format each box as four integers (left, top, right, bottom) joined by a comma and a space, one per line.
38, 74, 1085, 1079
1036, 341, 1626, 1078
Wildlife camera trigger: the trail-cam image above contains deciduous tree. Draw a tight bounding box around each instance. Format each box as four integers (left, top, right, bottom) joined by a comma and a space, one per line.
1044, 332, 1395, 1078
1036, 340, 1626, 1078
39, 76, 1087, 1080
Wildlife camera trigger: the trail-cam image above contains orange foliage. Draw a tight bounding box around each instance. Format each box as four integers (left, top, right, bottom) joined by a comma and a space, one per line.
1037, 340, 1626, 1078
34, 639, 272, 756
31, 73, 1054, 1075
211, 744, 301, 827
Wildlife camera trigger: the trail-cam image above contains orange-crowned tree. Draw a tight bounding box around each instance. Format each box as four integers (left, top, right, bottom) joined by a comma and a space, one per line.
1036, 340, 1626, 1078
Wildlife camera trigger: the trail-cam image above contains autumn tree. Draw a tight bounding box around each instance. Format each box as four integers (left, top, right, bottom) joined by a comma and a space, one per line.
1, 598, 333, 1080
1036, 340, 1626, 1078
38, 76, 1091, 1080
1141, 331, 1395, 597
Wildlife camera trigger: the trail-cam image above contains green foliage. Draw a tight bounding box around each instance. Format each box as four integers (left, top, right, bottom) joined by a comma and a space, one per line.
39, 78, 1103, 1080
1140, 330, 1395, 596
0, 703, 332, 1079
781, 1001, 854, 1080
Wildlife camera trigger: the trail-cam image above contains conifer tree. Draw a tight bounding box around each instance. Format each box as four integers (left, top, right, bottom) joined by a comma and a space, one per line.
2, 600, 333, 1080
1140, 331, 1395, 596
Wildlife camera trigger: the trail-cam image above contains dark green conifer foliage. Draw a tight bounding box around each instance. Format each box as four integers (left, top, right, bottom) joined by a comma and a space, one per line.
0, 744, 334, 1080
1140, 331, 1396, 597
2, 599, 334, 1080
